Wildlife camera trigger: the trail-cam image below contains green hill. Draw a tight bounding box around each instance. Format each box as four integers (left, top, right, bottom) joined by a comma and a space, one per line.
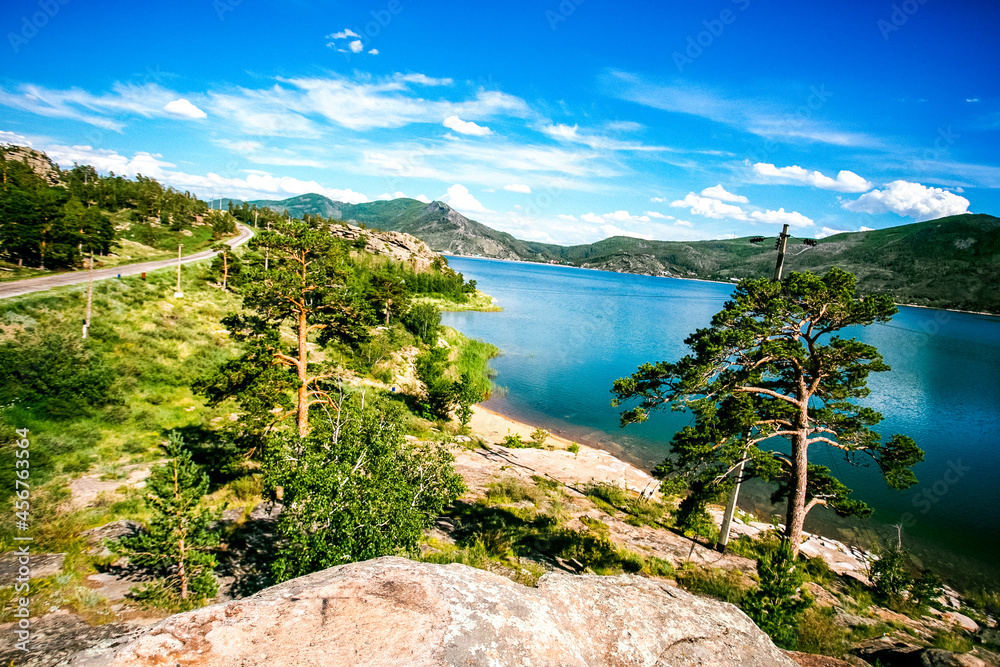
220, 194, 1000, 314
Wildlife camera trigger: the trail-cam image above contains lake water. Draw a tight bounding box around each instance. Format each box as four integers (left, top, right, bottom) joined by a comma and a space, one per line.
442, 256, 1000, 589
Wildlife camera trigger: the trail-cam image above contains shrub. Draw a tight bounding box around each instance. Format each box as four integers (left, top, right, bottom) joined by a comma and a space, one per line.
403, 303, 441, 345
485, 477, 544, 505
677, 565, 747, 604
230, 475, 263, 501
742, 541, 812, 649
530, 428, 549, 447
567, 443, 579, 455
868, 542, 912, 604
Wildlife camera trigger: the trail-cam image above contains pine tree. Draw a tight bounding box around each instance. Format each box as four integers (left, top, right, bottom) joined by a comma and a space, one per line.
115, 433, 219, 609
742, 542, 812, 648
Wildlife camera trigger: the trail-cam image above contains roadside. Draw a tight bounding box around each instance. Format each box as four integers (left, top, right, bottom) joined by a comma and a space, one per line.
0, 224, 253, 300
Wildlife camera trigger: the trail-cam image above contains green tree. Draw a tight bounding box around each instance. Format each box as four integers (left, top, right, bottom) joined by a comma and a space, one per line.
403, 302, 441, 345
114, 433, 219, 608
209, 242, 233, 291
742, 542, 812, 648
416, 346, 454, 420
197, 220, 374, 441
264, 393, 464, 582
612, 269, 923, 555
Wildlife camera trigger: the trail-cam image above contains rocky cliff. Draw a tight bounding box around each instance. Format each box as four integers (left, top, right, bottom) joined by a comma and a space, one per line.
70, 556, 799, 667
329, 223, 442, 273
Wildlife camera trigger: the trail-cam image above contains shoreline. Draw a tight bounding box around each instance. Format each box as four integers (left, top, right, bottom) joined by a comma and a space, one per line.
464, 404, 876, 582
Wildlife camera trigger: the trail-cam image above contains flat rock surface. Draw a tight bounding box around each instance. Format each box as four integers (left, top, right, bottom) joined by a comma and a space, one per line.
76, 556, 800, 667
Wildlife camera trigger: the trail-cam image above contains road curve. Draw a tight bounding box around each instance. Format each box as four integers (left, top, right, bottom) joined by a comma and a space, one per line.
0, 224, 255, 300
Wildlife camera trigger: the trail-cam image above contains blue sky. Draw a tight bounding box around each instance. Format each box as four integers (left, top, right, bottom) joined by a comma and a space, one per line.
1, 0, 998, 245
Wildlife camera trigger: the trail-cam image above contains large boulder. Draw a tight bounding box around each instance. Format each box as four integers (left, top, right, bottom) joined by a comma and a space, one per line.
72, 556, 798, 667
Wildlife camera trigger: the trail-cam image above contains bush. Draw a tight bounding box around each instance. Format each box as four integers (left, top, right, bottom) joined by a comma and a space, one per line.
264, 395, 465, 582
676, 565, 747, 604
530, 428, 549, 447
485, 477, 545, 505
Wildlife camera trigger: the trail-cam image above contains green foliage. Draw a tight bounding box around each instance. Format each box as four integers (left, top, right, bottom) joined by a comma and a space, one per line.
403, 302, 441, 344
567, 442, 579, 455
0, 327, 118, 418
794, 605, 851, 657
530, 428, 549, 447
114, 433, 219, 610
933, 629, 974, 653
676, 565, 748, 604
868, 543, 912, 603
742, 541, 812, 649
613, 268, 923, 550
263, 394, 465, 582
416, 346, 455, 421
485, 477, 545, 505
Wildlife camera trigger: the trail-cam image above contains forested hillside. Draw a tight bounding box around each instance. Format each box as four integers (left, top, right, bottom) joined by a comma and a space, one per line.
0, 146, 235, 277
230, 192, 1000, 313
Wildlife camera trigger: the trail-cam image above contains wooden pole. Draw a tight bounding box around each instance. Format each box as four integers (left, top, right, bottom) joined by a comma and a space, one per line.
174, 244, 183, 297
83, 249, 94, 339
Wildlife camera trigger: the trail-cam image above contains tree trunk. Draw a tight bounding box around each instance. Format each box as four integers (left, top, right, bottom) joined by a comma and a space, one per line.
178, 536, 188, 599
296, 304, 309, 438
785, 426, 810, 558
221, 252, 228, 291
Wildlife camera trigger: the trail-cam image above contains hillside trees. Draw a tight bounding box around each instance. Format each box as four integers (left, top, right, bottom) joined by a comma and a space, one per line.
612, 268, 924, 555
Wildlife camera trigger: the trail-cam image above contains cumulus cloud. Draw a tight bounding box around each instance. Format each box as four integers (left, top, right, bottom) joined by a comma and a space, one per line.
504, 183, 531, 193
843, 180, 970, 221
377, 191, 431, 203
348, 40, 364, 53
327, 29, 360, 39
700, 184, 748, 203
749, 208, 814, 228
443, 184, 489, 214
752, 162, 872, 193
556, 214, 577, 221
368, 49, 379, 55
163, 98, 207, 120
670, 193, 747, 220
674, 219, 694, 227
650, 196, 668, 203
443, 116, 492, 136
580, 210, 652, 225
645, 211, 674, 220
817, 227, 851, 239
36, 142, 368, 204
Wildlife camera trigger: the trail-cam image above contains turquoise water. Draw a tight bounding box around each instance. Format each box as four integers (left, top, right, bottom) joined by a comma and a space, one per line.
442, 256, 1000, 587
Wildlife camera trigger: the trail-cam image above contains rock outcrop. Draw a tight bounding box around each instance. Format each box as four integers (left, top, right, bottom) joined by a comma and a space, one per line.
73, 556, 799, 667
328, 223, 441, 272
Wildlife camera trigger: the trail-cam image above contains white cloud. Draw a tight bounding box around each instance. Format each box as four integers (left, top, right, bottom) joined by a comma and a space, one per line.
163, 98, 207, 120
966, 98, 980, 103
818, 227, 851, 239
859, 226, 874, 232
368, 49, 379, 55
442, 184, 489, 214
348, 40, 364, 53
670, 193, 747, 220
645, 211, 674, 219
581, 210, 652, 225
556, 214, 577, 221
608, 72, 877, 147
376, 191, 430, 203
700, 184, 748, 203
749, 208, 814, 228
36, 142, 369, 204
327, 29, 360, 39
843, 180, 970, 221
504, 183, 531, 193
540, 123, 666, 152
674, 219, 694, 227
0, 130, 32, 147
443, 115, 492, 136
415, 194, 431, 203
752, 162, 872, 193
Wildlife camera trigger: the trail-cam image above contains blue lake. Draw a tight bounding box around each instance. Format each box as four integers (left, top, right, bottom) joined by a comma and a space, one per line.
442, 256, 1000, 588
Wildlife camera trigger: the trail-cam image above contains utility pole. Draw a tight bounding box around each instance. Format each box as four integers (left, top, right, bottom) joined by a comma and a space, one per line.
716, 223, 809, 553
773, 224, 791, 281
174, 244, 183, 298
82, 249, 94, 339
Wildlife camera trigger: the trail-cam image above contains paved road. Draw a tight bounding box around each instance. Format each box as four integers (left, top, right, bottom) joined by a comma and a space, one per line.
0, 224, 254, 300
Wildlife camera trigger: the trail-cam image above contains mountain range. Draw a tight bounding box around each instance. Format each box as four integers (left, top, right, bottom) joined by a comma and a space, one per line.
220, 194, 1000, 314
